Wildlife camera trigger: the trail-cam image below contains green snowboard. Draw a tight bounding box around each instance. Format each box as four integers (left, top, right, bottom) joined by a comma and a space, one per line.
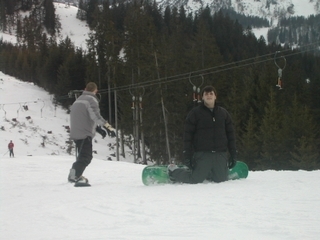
142, 161, 249, 186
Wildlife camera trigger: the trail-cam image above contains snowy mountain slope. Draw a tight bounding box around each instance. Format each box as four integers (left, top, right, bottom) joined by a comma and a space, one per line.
157, 0, 319, 22
0, 2, 90, 50
156, 0, 319, 41
0, 71, 125, 162
55, 3, 90, 50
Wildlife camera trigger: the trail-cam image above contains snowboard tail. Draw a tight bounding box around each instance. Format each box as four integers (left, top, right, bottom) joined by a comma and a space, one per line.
228, 161, 249, 180
142, 161, 248, 186
74, 182, 91, 187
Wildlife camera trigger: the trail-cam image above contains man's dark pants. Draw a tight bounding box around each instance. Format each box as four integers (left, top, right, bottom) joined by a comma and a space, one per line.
72, 137, 93, 178
171, 151, 229, 184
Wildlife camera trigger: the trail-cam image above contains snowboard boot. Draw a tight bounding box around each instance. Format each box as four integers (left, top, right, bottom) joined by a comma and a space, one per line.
74, 176, 91, 187
167, 164, 178, 182
68, 169, 76, 183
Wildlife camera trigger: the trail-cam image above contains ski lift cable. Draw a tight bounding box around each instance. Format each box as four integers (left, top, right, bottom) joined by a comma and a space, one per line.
274, 51, 287, 77
108, 42, 319, 93
96, 50, 282, 94
58, 40, 320, 98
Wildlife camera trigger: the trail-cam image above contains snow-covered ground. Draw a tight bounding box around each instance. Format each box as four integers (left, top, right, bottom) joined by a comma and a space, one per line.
55, 3, 90, 50
1, 152, 319, 240
251, 27, 269, 43
250, 0, 318, 43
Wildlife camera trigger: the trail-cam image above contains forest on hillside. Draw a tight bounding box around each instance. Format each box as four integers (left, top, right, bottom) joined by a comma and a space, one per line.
0, 0, 320, 170
268, 14, 320, 50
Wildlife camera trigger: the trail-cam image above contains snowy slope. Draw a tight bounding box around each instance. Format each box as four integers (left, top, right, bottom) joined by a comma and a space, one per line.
0, 3, 90, 50
157, 0, 319, 20
0, 72, 121, 161
156, 0, 319, 42
1, 154, 320, 239
55, 3, 90, 50
228, 0, 318, 20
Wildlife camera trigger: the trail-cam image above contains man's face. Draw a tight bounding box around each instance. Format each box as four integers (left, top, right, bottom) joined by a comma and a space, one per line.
202, 91, 216, 104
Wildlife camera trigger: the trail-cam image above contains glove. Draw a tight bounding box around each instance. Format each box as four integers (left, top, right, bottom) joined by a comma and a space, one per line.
228, 151, 237, 169
183, 150, 193, 169
103, 122, 116, 138
96, 126, 107, 139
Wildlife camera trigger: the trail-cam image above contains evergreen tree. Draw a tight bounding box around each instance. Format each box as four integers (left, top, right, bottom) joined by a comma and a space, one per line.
290, 137, 320, 170
88, 1, 123, 123
225, 67, 256, 145
77, 0, 87, 20
121, 0, 162, 162
43, 0, 56, 35
3, 0, 16, 15
193, 7, 223, 70
259, 88, 286, 170
86, 0, 98, 28
240, 108, 261, 169
0, 0, 7, 31
21, 0, 33, 11
283, 94, 320, 170
55, 62, 72, 108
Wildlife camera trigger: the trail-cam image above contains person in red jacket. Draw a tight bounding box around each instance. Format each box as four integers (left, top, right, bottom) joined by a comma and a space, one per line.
8, 140, 14, 157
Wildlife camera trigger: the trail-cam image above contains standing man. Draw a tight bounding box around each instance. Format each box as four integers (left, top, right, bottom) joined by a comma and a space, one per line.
68, 82, 116, 186
168, 85, 237, 184
8, 140, 14, 157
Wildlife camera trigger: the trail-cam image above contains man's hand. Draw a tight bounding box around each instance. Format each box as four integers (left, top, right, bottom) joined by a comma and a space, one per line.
96, 126, 107, 139
103, 123, 116, 138
228, 151, 238, 169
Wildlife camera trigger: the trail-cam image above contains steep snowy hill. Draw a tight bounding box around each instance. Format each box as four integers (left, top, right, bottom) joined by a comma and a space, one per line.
158, 0, 319, 42
156, 0, 319, 24
0, 2, 90, 50
0, 71, 127, 162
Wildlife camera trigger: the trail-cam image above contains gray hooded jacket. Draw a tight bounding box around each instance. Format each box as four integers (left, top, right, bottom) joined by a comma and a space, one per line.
70, 91, 107, 140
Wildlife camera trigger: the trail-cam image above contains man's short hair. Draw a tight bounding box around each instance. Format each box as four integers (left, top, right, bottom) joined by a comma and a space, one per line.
85, 82, 98, 92
201, 85, 217, 97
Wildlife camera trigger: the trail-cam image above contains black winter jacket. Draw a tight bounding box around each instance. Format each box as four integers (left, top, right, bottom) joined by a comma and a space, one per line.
184, 103, 237, 156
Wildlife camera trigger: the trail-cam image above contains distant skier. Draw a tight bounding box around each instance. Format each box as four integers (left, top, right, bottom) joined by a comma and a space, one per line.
68, 82, 116, 186
8, 140, 14, 157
